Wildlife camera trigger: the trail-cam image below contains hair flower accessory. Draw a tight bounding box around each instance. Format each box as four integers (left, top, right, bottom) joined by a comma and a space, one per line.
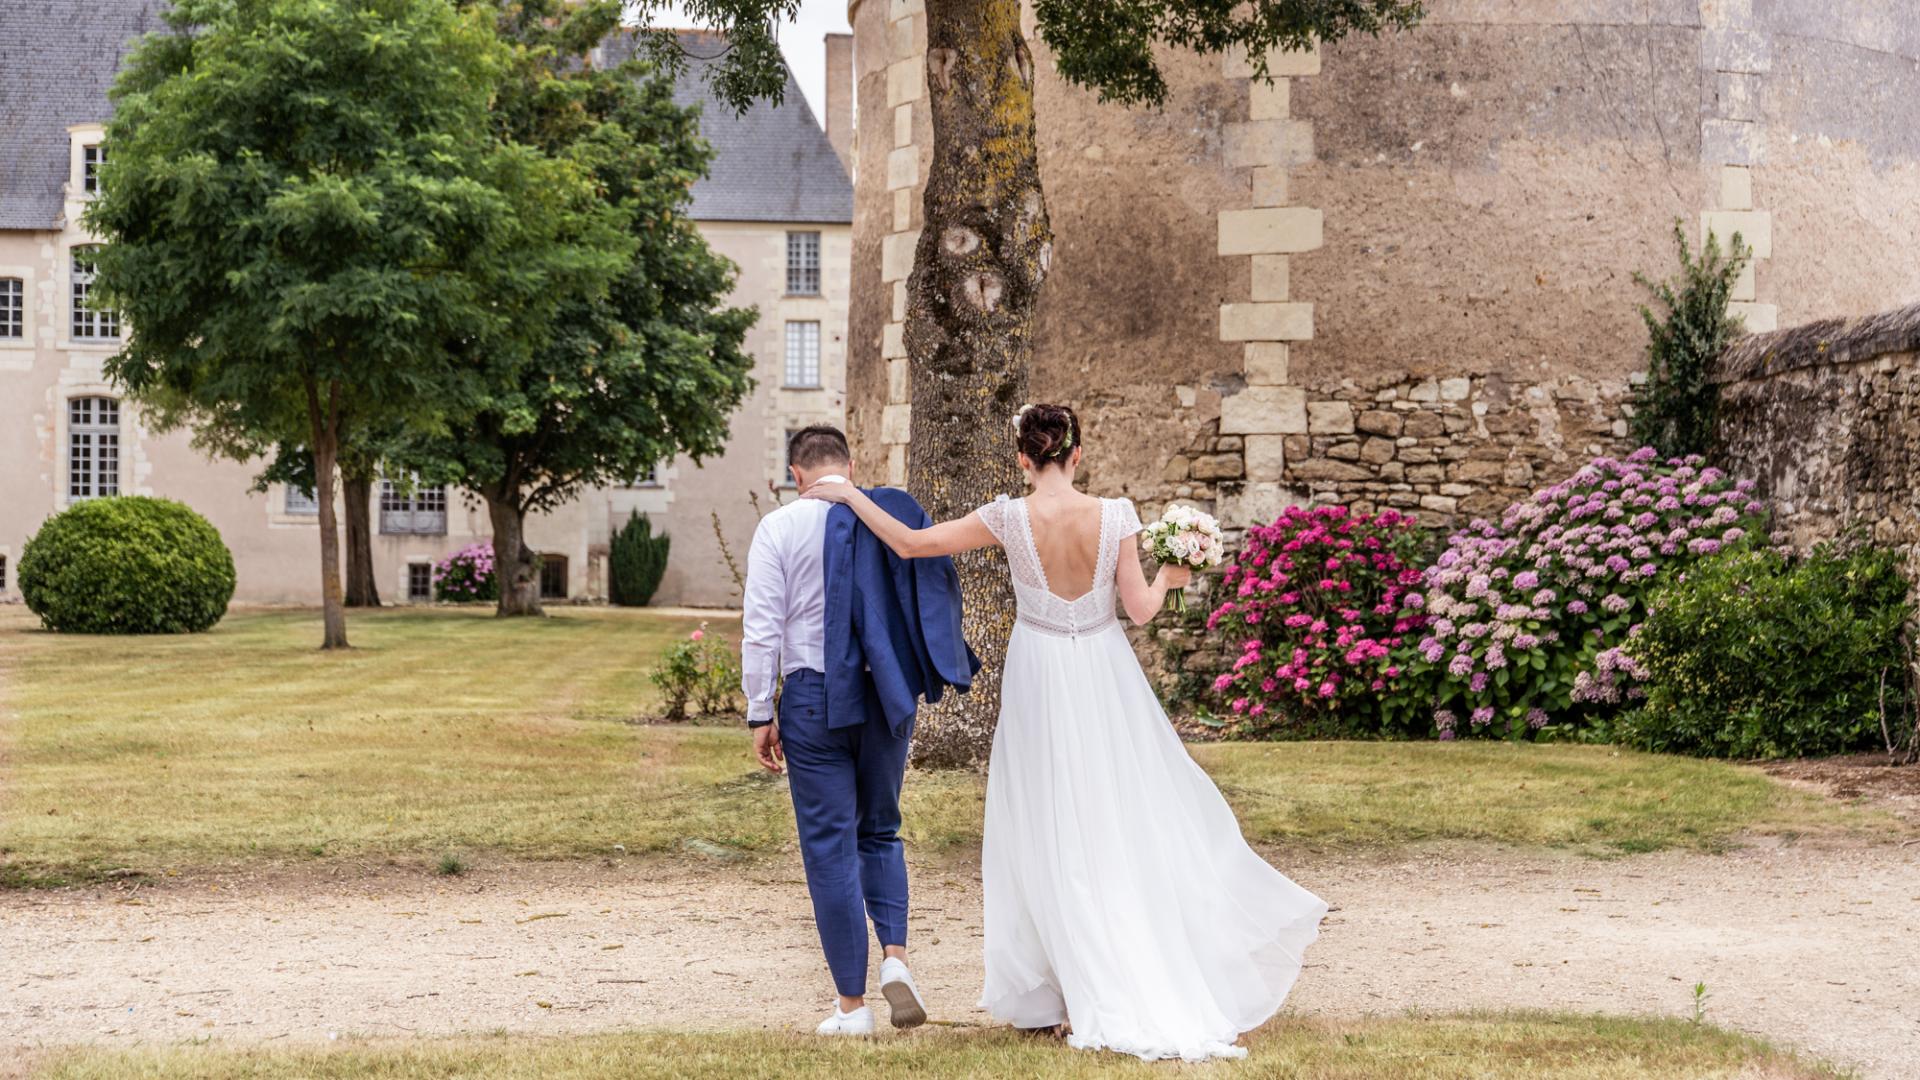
1011, 403, 1036, 433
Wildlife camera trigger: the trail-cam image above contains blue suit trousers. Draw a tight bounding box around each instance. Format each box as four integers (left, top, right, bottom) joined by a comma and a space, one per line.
777, 668, 912, 997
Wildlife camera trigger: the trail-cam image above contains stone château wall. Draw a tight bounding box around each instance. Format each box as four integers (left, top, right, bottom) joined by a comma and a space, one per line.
1713, 304, 1920, 583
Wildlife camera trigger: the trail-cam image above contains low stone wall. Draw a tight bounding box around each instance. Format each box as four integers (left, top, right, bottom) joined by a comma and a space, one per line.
1713, 303, 1920, 581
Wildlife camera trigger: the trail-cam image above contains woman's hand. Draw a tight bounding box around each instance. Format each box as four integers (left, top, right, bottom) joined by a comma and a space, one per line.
801, 479, 856, 504
1158, 564, 1194, 590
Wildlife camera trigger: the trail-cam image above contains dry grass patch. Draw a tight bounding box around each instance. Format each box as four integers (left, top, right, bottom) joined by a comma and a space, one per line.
31, 1013, 1844, 1079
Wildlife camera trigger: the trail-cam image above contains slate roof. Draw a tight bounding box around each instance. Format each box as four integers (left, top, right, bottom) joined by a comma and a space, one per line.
600, 28, 852, 224
0, 0, 169, 230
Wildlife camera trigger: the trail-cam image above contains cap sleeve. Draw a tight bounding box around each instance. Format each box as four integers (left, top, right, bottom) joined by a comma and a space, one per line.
974, 494, 1013, 545
1112, 497, 1144, 541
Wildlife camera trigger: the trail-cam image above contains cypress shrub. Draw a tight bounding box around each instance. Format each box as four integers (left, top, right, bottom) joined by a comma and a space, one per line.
610, 512, 669, 606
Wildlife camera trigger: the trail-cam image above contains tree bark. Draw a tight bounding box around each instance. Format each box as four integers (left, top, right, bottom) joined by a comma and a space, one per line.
487, 492, 544, 617
905, 0, 1053, 768
341, 462, 380, 608
306, 377, 350, 649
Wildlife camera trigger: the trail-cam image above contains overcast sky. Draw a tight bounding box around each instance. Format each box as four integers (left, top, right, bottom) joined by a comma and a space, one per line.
646, 1, 854, 127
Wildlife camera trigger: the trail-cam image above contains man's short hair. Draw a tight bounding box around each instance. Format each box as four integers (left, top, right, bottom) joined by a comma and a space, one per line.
788, 425, 851, 470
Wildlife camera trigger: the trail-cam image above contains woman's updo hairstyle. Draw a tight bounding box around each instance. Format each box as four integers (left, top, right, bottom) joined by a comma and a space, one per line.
1014, 403, 1081, 469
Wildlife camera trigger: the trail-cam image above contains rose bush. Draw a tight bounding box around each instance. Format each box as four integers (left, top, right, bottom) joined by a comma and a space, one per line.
1405, 449, 1765, 740
1205, 504, 1431, 737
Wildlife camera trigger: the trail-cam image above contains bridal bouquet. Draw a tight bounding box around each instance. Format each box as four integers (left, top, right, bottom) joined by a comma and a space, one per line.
1140, 504, 1226, 612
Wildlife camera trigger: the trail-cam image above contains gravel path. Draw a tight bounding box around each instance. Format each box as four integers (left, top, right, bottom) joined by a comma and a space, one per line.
4, 844, 1915, 1078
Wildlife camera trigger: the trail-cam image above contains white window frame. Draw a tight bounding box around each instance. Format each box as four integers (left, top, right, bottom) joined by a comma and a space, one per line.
784, 320, 821, 388
379, 475, 448, 535
0, 277, 22, 339
284, 485, 319, 515
67, 396, 121, 501
82, 144, 107, 194
785, 231, 821, 296
70, 246, 119, 341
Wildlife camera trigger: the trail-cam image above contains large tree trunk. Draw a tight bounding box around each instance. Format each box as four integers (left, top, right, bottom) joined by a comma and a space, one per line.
905, 0, 1052, 768
306, 378, 350, 649
341, 463, 380, 608
487, 492, 544, 617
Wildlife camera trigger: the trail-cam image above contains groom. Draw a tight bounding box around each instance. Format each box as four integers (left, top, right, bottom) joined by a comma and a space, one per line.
740, 425, 978, 1035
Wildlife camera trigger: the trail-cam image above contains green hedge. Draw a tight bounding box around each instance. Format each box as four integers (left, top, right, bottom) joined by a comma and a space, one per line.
1618, 543, 1913, 759
18, 496, 236, 634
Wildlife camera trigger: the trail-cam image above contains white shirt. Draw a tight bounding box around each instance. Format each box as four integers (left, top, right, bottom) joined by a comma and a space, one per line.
739, 476, 844, 725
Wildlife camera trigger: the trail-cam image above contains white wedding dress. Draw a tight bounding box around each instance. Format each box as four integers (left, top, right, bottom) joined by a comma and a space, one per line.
974, 495, 1327, 1062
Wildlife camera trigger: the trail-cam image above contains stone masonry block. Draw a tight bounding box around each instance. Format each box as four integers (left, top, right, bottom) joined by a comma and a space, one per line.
891, 280, 908, 321
1701, 209, 1772, 259
887, 357, 910, 403
1702, 28, 1771, 74
881, 403, 912, 444
894, 104, 914, 148
1220, 302, 1313, 342
1220, 385, 1308, 435
882, 321, 906, 359
1245, 434, 1286, 481
1223, 41, 1321, 79
1715, 71, 1762, 122
1244, 343, 1289, 385
1223, 120, 1314, 169
1307, 400, 1355, 434
881, 230, 920, 283
1251, 167, 1289, 207
1218, 207, 1322, 256
886, 146, 918, 191
1729, 301, 1777, 333
1248, 77, 1290, 120
892, 188, 912, 232
1251, 255, 1290, 301
1702, 118, 1766, 166
1720, 165, 1752, 210
886, 59, 922, 107
886, 0, 924, 20
1731, 259, 1756, 301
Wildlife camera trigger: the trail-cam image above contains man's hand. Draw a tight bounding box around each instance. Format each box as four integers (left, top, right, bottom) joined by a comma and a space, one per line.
753, 723, 785, 774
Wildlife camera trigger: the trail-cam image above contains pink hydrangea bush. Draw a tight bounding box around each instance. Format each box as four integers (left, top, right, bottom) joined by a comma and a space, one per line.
1205, 504, 1431, 736
433, 543, 498, 603
1407, 449, 1764, 739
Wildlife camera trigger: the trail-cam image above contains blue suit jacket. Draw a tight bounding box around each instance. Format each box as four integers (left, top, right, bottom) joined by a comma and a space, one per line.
821, 488, 980, 737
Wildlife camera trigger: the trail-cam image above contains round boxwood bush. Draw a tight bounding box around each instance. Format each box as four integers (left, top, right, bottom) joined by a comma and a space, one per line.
19, 496, 236, 634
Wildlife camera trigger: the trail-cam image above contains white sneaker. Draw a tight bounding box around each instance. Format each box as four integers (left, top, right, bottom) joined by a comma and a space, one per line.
879, 957, 927, 1029
816, 1004, 874, 1036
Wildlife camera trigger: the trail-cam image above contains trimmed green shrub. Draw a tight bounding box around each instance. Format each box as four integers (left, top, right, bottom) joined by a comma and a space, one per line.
610, 512, 669, 607
18, 496, 236, 634
1617, 543, 1913, 759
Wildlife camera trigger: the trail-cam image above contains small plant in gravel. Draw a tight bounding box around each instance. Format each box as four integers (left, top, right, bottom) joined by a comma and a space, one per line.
1405, 449, 1766, 740
1204, 504, 1432, 737
435, 853, 468, 877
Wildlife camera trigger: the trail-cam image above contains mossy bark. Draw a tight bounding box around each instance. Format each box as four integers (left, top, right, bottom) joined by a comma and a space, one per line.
905, 0, 1053, 767
342, 462, 381, 609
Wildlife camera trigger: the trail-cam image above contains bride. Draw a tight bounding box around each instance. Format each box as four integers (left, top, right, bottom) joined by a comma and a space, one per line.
802, 403, 1326, 1062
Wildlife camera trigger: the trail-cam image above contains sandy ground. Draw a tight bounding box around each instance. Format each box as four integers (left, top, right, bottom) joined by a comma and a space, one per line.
4, 843, 1917, 1078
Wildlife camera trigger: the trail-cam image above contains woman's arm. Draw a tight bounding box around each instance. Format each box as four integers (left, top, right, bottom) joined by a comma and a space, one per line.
802, 480, 999, 559
1115, 533, 1192, 626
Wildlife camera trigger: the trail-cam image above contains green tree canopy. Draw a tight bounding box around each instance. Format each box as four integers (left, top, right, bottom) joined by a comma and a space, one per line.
86, 0, 633, 646
396, 0, 755, 616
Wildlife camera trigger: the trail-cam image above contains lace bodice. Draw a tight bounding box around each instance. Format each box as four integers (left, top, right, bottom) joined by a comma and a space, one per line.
976, 495, 1144, 638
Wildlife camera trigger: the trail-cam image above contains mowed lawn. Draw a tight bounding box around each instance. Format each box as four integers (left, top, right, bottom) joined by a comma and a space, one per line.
0, 607, 1884, 883
32, 1014, 1843, 1080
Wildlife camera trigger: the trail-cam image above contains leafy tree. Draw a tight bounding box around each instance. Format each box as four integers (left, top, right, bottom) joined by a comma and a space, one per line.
86, 0, 632, 647
1631, 221, 1752, 458
629, 0, 1424, 763
396, 0, 754, 617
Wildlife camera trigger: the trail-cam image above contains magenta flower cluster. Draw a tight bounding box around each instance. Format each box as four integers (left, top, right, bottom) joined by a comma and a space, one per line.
1206, 504, 1427, 730
433, 542, 498, 603
1406, 448, 1762, 734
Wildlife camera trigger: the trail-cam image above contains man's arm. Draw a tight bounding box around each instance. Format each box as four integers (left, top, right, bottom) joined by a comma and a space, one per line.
739, 517, 785, 729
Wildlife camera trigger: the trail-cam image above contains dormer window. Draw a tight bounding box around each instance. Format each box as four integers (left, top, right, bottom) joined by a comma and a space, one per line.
82, 144, 106, 194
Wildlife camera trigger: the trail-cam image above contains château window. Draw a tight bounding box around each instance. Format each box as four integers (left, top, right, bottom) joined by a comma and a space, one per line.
284, 485, 319, 515
784, 321, 821, 388
786, 231, 821, 295
67, 397, 120, 500
70, 247, 118, 340
629, 461, 662, 488
0, 278, 22, 339
540, 554, 569, 600
407, 562, 434, 601
82, 144, 107, 194
378, 476, 447, 535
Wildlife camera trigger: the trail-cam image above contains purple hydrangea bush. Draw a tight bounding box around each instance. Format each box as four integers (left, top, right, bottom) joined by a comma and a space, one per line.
434, 543, 498, 603
1405, 449, 1764, 739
